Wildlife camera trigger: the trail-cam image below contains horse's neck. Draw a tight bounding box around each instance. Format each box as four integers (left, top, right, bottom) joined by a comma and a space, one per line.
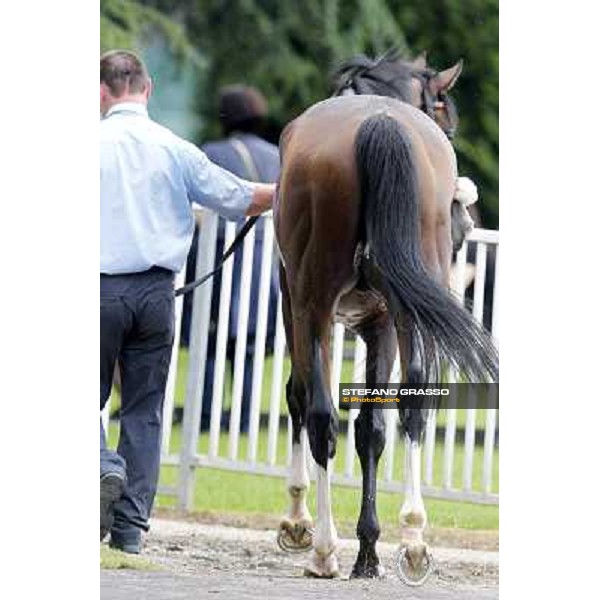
336, 78, 411, 103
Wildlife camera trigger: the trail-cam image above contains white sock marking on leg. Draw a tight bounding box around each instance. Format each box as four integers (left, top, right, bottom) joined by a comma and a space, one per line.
313, 462, 338, 556
287, 428, 310, 519
400, 439, 427, 533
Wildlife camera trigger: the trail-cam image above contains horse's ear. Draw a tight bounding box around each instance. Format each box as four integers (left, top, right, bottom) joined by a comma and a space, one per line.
411, 51, 427, 70
433, 60, 463, 92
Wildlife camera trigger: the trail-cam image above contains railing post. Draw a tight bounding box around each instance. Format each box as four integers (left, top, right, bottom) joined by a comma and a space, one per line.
483, 246, 500, 493
161, 268, 185, 458
208, 220, 236, 459
266, 294, 286, 466
247, 219, 275, 463
345, 336, 367, 478
178, 210, 218, 511
443, 240, 468, 490
382, 351, 400, 481
228, 223, 256, 460
101, 395, 111, 437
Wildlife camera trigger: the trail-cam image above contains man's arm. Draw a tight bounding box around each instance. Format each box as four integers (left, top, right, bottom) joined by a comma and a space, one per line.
179, 139, 273, 220
246, 183, 276, 216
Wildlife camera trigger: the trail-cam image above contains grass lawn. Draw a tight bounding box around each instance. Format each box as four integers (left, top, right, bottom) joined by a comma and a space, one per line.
100, 545, 158, 570
155, 466, 498, 531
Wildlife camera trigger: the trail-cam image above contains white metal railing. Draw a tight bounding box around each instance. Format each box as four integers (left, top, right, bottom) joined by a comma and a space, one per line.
102, 210, 499, 508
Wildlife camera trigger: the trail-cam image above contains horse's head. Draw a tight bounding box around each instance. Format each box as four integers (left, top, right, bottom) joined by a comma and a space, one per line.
332, 50, 462, 140
410, 59, 462, 141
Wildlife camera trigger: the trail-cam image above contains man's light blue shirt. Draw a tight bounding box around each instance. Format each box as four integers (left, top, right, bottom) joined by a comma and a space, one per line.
100, 102, 256, 274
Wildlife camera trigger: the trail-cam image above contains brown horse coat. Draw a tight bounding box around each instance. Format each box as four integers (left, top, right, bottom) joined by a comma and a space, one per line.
276, 95, 457, 382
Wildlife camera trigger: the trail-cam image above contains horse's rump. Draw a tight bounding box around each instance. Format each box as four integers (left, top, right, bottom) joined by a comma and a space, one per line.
275, 94, 498, 383
275, 95, 456, 300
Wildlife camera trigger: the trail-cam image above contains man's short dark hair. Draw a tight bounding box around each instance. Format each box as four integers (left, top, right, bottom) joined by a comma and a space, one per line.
100, 50, 149, 97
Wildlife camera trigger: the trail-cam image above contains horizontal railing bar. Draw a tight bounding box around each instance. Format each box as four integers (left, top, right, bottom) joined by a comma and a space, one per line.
161, 454, 182, 466
467, 227, 499, 245
160, 454, 498, 505
156, 485, 178, 497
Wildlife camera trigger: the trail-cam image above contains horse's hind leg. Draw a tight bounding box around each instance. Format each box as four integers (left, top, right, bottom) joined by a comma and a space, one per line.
278, 265, 313, 552
303, 329, 340, 578
291, 300, 341, 578
278, 372, 314, 552
350, 312, 396, 579
395, 324, 434, 582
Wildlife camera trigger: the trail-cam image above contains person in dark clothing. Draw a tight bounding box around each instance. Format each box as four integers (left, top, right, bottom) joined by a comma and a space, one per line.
181, 85, 280, 433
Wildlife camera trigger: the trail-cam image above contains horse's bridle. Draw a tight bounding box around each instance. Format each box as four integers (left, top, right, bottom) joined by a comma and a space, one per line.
337, 68, 456, 141
413, 70, 456, 141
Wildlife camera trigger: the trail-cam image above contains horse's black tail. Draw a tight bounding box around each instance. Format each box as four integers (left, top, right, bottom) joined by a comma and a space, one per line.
355, 113, 498, 382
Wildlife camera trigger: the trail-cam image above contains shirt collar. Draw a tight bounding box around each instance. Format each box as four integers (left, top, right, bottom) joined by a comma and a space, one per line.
104, 102, 149, 119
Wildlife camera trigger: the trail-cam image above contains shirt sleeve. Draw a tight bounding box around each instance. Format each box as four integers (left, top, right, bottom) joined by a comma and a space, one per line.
178, 138, 256, 220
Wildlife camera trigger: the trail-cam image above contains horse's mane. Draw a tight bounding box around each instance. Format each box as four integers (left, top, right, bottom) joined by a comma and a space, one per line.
331, 48, 435, 102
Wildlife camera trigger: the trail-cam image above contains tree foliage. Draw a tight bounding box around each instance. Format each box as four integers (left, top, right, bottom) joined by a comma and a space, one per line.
391, 0, 499, 225
101, 0, 201, 60
102, 0, 498, 227
142, 1, 411, 137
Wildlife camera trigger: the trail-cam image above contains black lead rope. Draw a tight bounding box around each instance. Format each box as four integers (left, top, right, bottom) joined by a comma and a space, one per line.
174, 216, 259, 297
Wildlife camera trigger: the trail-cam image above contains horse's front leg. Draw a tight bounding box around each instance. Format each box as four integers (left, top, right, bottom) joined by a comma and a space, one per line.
351, 315, 396, 578
352, 408, 386, 578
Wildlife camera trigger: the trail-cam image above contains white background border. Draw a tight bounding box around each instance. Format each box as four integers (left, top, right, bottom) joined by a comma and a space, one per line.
0, 1, 98, 598
1, 1, 599, 597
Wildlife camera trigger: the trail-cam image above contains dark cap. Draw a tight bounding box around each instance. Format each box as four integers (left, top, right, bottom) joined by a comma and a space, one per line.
219, 85, 268, 132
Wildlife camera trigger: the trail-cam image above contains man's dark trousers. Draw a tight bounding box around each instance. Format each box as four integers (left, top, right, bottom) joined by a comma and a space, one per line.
100, 267, 175, 547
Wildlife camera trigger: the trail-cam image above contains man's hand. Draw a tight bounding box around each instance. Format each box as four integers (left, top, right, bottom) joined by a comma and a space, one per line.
246, 183, 276, 216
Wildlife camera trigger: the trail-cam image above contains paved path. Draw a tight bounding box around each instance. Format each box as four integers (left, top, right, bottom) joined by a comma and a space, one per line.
101, 519, 499, 599
102, 570, 499, 599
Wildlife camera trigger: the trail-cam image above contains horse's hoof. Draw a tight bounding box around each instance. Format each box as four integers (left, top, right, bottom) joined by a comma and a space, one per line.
396, 545, 434, 586
277, 518, 313, 553
350, 562, 386, 579
303, 550, 340, 578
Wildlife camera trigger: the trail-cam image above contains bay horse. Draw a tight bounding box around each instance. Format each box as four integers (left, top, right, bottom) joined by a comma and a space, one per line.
274, 53, 499, 582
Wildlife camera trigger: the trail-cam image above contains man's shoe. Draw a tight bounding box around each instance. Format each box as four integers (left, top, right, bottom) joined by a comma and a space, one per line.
109, 538, 142, 555
100, 473, 125, 541
109, 527, 142, 554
